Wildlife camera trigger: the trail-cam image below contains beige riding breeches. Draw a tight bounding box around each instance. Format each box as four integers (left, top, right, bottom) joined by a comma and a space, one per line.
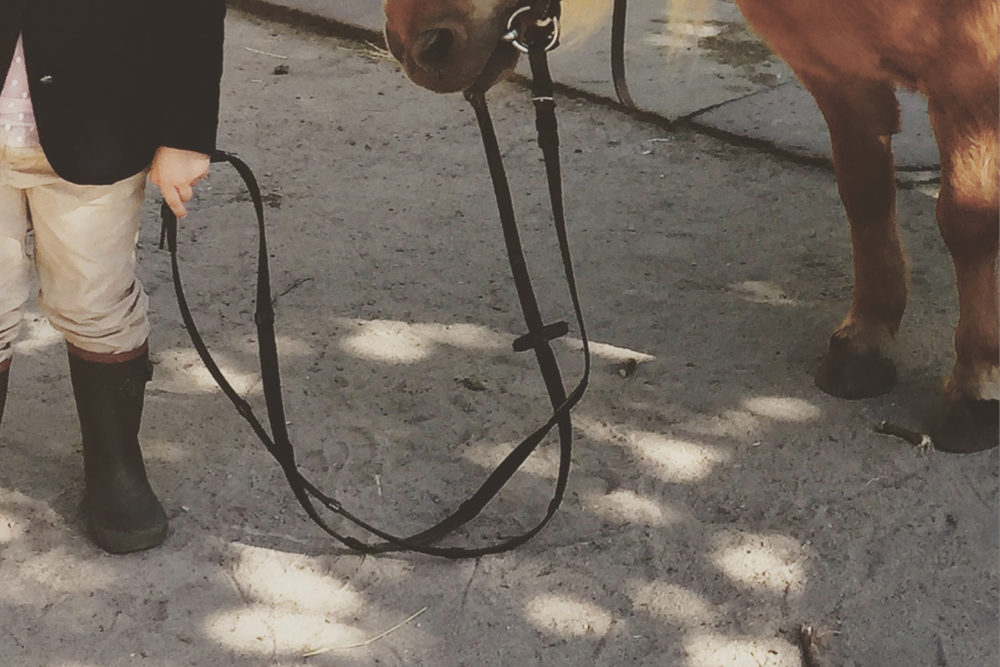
0, 145, 150, 364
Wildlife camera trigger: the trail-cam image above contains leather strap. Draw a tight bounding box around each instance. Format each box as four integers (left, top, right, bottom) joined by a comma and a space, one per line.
160, 39, 589, 558
611, 0, 637, 108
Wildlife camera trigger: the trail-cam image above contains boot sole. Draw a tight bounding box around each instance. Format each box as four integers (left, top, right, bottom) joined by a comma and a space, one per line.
89, 514, 169, 554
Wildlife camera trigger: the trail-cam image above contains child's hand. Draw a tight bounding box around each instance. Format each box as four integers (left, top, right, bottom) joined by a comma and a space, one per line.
150, 147, 211, 219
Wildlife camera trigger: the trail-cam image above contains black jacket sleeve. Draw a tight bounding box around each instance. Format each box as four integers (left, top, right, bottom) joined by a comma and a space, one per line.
152, 0, 226, 155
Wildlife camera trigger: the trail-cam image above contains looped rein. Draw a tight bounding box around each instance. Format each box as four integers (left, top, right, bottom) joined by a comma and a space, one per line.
160, 3, 589, 559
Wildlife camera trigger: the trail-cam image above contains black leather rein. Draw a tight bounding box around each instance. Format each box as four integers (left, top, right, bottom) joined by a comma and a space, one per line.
159, 5, 590, 558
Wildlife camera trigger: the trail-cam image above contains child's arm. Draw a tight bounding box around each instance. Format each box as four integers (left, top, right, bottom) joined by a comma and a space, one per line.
150, 147, 210, 219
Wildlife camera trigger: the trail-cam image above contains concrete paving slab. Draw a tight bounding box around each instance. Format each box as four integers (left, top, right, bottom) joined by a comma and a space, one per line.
692, 82, 939, 170
238, 0, 941, 172
235, 0, 386, 34
246, 0, 798, 120
521, 0, 796, 120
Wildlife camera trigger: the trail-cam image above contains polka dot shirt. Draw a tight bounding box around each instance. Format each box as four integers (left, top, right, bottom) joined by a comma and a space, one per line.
1, 36, 39, 148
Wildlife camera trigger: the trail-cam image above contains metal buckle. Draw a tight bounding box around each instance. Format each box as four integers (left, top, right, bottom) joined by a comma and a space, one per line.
502, 6, 560, 53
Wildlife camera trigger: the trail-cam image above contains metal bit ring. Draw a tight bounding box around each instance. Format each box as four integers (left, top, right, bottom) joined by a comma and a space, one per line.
502, 6, 561, 53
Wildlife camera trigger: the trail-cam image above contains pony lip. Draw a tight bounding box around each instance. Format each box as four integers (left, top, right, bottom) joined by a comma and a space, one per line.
465, 39, 521, 93
461, 3, 529, 93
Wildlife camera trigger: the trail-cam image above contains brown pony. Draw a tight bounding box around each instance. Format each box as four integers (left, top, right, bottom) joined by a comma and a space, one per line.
382, 0, 999, 452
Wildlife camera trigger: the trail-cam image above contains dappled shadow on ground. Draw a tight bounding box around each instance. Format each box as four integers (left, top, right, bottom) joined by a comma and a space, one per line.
1, 15, 996, 667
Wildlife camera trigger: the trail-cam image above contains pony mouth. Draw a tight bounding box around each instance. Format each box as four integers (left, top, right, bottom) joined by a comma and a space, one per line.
465, 40, 521, 94
463, 5, 526, 94
402, 36, 520, 95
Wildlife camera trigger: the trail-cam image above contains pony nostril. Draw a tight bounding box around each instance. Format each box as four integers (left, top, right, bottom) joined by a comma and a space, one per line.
413, 27, 459, 71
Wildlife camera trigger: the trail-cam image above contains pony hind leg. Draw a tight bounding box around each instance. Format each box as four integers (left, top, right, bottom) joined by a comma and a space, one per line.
926, 90, 999, 453
805, 77, 908, 399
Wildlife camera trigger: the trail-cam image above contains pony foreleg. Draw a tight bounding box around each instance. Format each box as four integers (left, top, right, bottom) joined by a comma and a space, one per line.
807, 77, 908, 399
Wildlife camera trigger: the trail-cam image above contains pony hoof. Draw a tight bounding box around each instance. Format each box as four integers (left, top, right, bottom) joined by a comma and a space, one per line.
814, 335, 896, 399
930, 397, 999, 453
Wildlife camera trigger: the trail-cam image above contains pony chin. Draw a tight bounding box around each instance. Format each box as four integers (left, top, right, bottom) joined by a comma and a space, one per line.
465, 41, 522, 93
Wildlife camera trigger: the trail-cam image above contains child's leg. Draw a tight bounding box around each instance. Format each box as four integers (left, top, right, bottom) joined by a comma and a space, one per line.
27, 160, 166, 553
0, 151, 34, 373
28, 169, 150, 356
0, 165, 31, 433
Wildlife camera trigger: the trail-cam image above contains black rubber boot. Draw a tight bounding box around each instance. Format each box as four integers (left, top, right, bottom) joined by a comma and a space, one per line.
68, 346, 168, 553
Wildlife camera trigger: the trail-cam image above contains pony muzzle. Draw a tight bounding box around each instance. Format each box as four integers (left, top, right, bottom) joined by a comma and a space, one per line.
411, 20, 469, 79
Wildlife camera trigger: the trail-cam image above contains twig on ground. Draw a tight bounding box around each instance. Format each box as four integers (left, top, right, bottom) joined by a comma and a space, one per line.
302, 606, 428, 657
244, 46, 288, 59
271, 277, 315, 308
874, 421, 934, 454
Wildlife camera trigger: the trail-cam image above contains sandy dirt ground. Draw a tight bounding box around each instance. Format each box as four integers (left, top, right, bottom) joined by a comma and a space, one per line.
1, 13, 996, 667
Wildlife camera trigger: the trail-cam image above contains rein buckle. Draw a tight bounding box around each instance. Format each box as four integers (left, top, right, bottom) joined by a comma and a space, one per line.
503, 5, 560, 53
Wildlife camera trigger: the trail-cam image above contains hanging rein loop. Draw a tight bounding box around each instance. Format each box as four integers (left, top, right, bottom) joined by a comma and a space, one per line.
160, 1, 588, 559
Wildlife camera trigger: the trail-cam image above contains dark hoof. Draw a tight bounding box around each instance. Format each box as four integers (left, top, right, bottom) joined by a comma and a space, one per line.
815, 335, 897, 399
930, 397, 999, 453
